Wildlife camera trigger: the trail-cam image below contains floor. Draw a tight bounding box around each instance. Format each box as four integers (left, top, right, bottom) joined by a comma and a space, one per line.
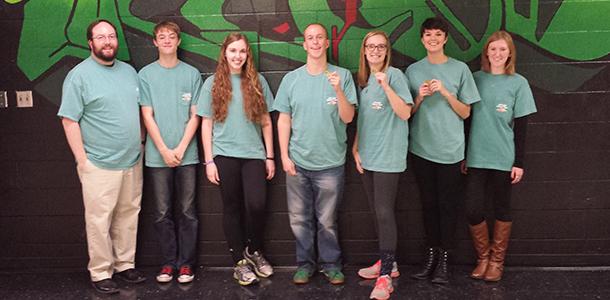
1, 265, 608, 299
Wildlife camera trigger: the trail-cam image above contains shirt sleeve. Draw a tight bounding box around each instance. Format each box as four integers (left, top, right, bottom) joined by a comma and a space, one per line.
272, 74, 292, 114
458, 65, 481, 105
259, 74, 275, 112
138, 72, 152, 107
342, 69, 358, 106
57, 71, 84, 122
196, 76, 214, 118
390, 69, 413, 105
513, 76, 537, 118
190, 71, 203, 106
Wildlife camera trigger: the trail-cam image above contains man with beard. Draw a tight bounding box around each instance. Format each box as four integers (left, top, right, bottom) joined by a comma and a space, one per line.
58, 19, 146, 294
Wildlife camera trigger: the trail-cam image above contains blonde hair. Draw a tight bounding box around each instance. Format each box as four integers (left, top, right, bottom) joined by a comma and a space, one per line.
357, 31, 391, 88
481, 30, 516, 75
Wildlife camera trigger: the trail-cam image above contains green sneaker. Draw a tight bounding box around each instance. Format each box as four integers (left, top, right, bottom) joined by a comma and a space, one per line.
322, 269, 345, 285
293, 267, 312, 284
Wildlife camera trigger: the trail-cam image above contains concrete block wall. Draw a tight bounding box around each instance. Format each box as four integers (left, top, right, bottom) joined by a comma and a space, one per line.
1, 0, 609, 269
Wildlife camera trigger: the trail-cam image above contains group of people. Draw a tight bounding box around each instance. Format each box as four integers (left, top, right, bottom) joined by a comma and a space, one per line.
58, 16, 536, 300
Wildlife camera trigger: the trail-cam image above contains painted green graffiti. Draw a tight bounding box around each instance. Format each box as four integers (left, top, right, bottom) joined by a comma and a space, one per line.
15, 0, 609, 85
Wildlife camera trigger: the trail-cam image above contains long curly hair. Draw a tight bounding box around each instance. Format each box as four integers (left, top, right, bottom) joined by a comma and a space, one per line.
211, 33, 267, 124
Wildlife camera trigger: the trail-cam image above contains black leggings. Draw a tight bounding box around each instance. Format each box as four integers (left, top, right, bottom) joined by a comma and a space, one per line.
215, 155, 268, 263
464, 168, 512, 225
411, 154, 463, 250
361, 170, 400, 253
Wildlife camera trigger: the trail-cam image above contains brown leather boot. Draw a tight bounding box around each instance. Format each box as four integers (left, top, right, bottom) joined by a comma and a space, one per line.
469, 221, 490, 279
484, 220, 512, 282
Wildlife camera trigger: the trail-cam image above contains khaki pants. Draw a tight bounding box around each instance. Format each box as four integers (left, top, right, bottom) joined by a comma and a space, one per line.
77, 158, 143, 281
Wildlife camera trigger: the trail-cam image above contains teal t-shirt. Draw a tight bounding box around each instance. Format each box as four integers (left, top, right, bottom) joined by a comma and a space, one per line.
467, 71, 537, 171
139, 60, 202, 167
58, 57, 141, 170
405, 57, 481, 164
357, 67, 413, 172
273, 64, 357, 171
197, 73, 274, 160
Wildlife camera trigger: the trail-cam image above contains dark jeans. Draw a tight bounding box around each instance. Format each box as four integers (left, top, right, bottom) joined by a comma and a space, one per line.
465, 168, 512, 225
411, 154, 463, 250
149, 164, 198, 269
215, 156, 268, 263
361, 170, 400, 254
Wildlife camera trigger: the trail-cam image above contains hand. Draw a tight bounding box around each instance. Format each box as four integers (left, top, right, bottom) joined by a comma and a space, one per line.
374, 72, 388, 88
76, 155, 88, 167
511, 167, 524, 184
281, 156, 297, 176
429, 79, 449, 97
419, 81, 433, 98
327, 71, 341, 91
160, 148, 180, 167
206, 163, 220, 185
265, 159, 276, 180
352, 149, 364, 174
460, 160, 468, 175
173, 145, 186, 162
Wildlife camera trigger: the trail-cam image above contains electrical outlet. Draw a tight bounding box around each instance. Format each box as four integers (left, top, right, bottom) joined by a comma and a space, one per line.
16, 90, 33, 108
0, 91, 7, 108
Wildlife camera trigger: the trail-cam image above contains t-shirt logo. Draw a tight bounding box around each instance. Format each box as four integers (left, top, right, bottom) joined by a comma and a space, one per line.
181, 93, 192, 103
326, 97, 338, 105
371, 101, 383, 110
496, 103, 508, 113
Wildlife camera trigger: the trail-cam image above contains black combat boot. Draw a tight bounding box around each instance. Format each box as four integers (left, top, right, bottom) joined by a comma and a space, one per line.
411, 247, 437, 280
431, 248, 449, 284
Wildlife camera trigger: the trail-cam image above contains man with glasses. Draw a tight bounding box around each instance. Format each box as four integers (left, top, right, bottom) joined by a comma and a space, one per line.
273, 23, 357, 285
58, 19, 146, 294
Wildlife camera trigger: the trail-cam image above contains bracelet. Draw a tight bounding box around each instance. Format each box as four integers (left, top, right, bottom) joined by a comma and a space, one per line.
203, 160, 214, 165
266, 157, 274, 160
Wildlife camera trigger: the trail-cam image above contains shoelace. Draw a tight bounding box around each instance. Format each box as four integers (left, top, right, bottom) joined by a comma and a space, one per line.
161, 266, 173, 275
179, 266, 192, 275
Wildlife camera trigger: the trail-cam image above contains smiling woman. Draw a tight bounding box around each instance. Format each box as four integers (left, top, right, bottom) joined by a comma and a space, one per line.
197, 33, 276, 287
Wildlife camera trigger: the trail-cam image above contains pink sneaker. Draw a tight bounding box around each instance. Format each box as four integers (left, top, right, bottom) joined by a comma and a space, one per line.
370, 275, 393, 299
358, 260, 400, 279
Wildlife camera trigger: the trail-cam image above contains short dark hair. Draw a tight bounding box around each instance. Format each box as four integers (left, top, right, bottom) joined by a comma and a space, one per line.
86, 19, 117, 41
420, 17, 449, 37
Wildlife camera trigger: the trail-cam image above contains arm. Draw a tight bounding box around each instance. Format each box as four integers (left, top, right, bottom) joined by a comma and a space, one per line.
141, 106, 180, 167
376, 72, 412, 120
328, 72, 355, 123
351, 131, 364, 174
61, 118, 87, 166
511, 116, 529, 184
261, 113, 275, 180
411, 82, 432, 114
201, 117, 220, 184
277, 112, 296, 176
173, 105, 201, 161
431, 79, 471, 119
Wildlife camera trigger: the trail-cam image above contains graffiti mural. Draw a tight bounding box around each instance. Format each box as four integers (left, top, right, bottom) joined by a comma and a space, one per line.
10, 0, 610, 106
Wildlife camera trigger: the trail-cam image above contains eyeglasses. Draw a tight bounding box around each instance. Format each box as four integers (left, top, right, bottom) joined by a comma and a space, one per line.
92, 34, 117, 42
365, 44, 387, 51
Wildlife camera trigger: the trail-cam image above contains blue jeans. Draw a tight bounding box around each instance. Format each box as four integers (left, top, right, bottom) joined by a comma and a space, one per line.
286, 165, 344, 272
148, 164, 198, 268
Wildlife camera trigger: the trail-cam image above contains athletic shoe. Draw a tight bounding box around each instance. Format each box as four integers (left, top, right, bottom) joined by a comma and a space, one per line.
322, 269, 345, 285
292, 267, 313, 284
358, 260, 400, 279
370, 275, 393, 300
156, 265, 174, 283
233, 259, 259, 286
244, 247, 274, 278
177, 265, 195, 283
